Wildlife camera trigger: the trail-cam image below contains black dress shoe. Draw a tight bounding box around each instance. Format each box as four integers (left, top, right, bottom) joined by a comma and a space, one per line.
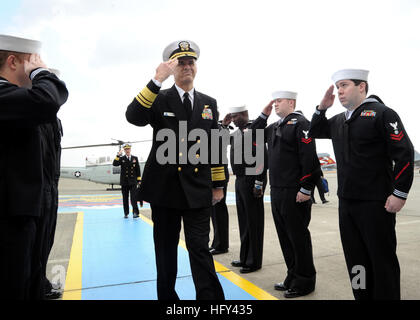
274, 282, 288, 291
209, 248, 228, 255
45, 290, 62, 300
231, 260, 244, 267
239, 266, 261, 274
284, 288, 309, 298
124, 215, 128, 219
133, 213, 139, 218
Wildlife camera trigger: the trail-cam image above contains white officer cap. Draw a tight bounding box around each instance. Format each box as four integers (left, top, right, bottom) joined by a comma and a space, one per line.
0, 34, 42, 54
162, 40, 200, 61
272, 91, 297, 100
123, 143, 132, 149
228, 105, 248, 114
332, 69, 369, 83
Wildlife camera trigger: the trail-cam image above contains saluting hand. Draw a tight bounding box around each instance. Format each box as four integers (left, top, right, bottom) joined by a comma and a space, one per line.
154, 59, 178, 83
319, 85, 335, 110
222, 113, 232, 126
24, 54, 47, 77
262, 100, 274, 117
385, 195, 406, 213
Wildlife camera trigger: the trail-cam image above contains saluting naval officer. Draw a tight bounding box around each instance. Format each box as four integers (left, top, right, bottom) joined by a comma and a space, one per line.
310, 69, 414, 300
113, 143, 141, 218
125, 40, 225, 300
265, 91, 320, 298
0, 34, 68, 299
222, 105, 270, 273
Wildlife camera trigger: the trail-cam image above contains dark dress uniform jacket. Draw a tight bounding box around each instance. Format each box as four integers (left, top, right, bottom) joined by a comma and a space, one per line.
126, 80, 225, 209
266, 112, 321, 190
112, 155, 141, 186
309, 96, 414, 201
229, 115, 268, 181
0, 72, 68, 217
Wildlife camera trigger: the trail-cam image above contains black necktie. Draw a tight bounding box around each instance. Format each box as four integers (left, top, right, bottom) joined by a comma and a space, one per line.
183, 92, 192, 120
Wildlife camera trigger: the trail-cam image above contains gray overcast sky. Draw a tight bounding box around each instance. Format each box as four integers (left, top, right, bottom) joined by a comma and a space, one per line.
2, 0, 420, 166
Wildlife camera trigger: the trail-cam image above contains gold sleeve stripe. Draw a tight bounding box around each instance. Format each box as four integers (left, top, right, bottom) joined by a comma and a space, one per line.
137, 177, 141, 180
140, 86, 158, 103
211, 167, 226, 181
136, 95, 152, 109
115, 157, 120, 161
212, 172, 226, 181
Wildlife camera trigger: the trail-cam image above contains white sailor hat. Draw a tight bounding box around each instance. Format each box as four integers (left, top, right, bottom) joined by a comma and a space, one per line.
228, 105, 248, 114
0, 34, 42, 54
272, 91, 297, 100
332, 69, 369, 83
162, 40, 200, 61
123, 143, 132, 149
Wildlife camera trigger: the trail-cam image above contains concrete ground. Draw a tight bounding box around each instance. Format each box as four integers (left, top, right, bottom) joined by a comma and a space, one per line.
49, 171, 420, 300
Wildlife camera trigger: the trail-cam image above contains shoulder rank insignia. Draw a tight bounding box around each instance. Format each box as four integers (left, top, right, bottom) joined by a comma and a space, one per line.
202, 107, 213, 120
389, 122, 404, 141
301, 130, 312, 144
360, 110, 376, 117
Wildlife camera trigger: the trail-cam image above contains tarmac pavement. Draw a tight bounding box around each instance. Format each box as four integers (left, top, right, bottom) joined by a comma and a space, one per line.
48, 171, 420, 300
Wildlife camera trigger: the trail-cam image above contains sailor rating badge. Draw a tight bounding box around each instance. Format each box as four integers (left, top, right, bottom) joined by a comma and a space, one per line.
202, 105, 213, 120
301, 130, 312, 144
389, 122, 404, 141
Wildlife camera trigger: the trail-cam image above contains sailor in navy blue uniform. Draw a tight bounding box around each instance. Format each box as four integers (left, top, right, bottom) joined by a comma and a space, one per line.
310, 69, 414, 300
0, 34, 68, 299
222, 105, 269, 274
265, 91, 321, 298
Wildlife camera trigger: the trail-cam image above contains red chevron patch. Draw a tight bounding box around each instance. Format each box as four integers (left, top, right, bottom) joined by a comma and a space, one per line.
390, 132, 404, 141
301, 138, 312, 144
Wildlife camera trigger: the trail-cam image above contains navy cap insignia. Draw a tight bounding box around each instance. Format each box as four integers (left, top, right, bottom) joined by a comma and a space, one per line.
179, 41, 190, 51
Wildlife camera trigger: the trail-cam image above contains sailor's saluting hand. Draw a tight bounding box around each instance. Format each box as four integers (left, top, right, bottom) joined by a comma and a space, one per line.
154, 58, 178, 83
318, 85, 336, 110
24, 53, 47, 77
262, 99, 274, 116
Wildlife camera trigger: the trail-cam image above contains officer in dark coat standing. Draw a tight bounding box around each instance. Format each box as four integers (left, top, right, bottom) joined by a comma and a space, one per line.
222, 105, 270, 273
265, 91, 321, 298
125, 40, 226, 300
113, 144, 141, 218
310, 69, 414, 300
0, 34, 68, 299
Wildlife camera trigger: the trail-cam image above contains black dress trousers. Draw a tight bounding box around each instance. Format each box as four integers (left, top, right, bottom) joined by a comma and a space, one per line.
270, 186, 316, 293
338, 198, 400, 300
235, 176, 265, 269
151, 205, 225, 300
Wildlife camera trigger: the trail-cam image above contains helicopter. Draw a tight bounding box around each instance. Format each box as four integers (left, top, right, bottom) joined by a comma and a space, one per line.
60, 139, 150, 190
60, 138, 339, 190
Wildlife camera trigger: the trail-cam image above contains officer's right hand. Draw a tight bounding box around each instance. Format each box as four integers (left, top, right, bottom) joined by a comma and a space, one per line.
319, 85, 335, 110
24, 54, 47, 77
118, 149, 123, 156
154, 59, 178, 83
